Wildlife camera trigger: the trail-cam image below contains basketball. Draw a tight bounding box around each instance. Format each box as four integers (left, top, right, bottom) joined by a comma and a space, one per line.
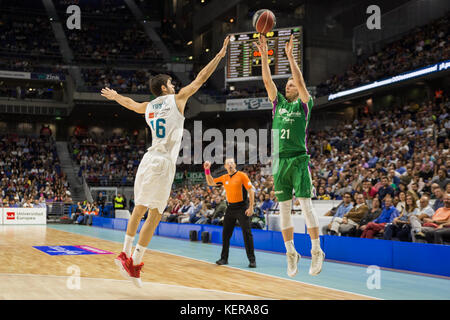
252, 9, 276, 34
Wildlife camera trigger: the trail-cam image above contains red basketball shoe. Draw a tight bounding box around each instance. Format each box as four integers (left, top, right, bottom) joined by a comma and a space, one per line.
123, 257, 144, 288
114, 252, 131, 280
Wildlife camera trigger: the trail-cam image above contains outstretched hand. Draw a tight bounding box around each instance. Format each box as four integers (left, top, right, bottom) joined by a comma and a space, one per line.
101, 87, 118, 100
253, 35, 268, 57
217, 36, 230, 58
285, 34, 294, 58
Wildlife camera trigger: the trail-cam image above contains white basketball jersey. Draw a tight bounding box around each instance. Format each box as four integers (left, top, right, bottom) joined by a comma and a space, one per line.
144, 94, 185, 165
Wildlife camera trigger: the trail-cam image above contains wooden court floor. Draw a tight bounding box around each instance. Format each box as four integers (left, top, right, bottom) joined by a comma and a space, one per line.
0, 225, 373, 300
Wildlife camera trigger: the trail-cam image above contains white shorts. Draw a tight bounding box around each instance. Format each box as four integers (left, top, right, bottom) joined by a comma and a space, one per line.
134, 151, 175, 213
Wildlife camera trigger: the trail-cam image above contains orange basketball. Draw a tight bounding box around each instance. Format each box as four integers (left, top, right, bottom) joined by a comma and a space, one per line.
252, 9, 276, 34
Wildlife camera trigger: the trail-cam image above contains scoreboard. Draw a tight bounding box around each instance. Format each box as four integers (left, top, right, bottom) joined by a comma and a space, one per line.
226, 26, 303, 82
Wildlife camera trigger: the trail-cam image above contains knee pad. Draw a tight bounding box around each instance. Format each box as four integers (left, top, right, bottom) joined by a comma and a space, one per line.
299, 198, 319, 228
279, 200, 293, 230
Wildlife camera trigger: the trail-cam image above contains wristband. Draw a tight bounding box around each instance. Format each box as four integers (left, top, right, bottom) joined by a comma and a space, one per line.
204, 169, 211, 175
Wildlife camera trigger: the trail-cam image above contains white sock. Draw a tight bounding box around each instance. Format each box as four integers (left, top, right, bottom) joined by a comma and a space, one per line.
132, 244, 146, 265
123, 235, 134, 257
285, 240, 296, 254
311, 239, 321, 251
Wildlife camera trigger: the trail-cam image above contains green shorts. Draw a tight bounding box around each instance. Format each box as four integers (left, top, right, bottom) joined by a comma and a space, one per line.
273, 154, 313, 202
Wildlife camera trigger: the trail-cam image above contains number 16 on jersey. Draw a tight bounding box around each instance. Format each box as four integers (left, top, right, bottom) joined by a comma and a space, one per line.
149, 118, 166, 138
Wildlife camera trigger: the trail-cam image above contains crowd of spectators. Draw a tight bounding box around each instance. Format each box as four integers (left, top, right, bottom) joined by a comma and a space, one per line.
0, 133, 72, 208
80, 68, 181, 94
55, 0, 131, 18
70, 201, 101, 225
316, 12, 449, 97
69, 133, 146, 187
66, 18, 162, 63
0, 11, 61, 59
161, 166, 272, 230
321, 188, 450, 245
306, 97, 449, 202
0, 85, 56, 100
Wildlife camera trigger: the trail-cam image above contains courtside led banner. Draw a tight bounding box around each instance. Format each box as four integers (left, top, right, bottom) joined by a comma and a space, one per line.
328, 60, 450, 101
1, 208, 47, 225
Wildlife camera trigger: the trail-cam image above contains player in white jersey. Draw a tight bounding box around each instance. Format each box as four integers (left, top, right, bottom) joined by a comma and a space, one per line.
101, 36, 230, 287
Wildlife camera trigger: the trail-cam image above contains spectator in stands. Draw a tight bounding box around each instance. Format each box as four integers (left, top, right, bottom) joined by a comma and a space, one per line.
261, 193, 274, 215
432, 187, 445, 211
83, 202, 99, 226
211, 195, 227, 225
73, 202, 86, 224
334, 194, 369, 236
188, 198, 203, 224
325, 192, 353, 235
432, 216, 450, 245
352, 196, 381, 237
432, 168, 449, 190
384, 194, 418, 241
315, 186, 331, 200
408, 181, 421, 203
270, 197, 280, 213
378, 176, 395, 201
395, 191, 406, 214
388, 169, 400, 189
362, 180, 377, 201
400, 166, 414, 186
22, 197, 33, 208
292, 198, 302, 214
419, 163, 434, 183
70, 202, 82, 222
360, 196, 398, 239
420, 193, 450, 243
250, 205, 265, 229
96, 192, 106, 213
177, 199, 193, 223
165, 199, 182, 223
410, 194, 435, 241
195, 202, 214, 224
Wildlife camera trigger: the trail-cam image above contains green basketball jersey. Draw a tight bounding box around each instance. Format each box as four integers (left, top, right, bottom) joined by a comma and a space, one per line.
272, 91, 314, 158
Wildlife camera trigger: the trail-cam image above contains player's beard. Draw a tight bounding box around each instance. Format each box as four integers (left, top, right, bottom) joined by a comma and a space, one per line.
286, 92, 299, 102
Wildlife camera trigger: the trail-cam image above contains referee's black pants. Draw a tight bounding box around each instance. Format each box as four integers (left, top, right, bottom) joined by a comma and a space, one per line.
221, 203, 256, 263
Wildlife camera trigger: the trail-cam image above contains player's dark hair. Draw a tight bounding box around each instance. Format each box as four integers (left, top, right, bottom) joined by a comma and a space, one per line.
150, 74, 171, 97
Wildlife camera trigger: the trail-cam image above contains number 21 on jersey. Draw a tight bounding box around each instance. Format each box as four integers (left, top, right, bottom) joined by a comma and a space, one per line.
149, 118, 166, 138
281, 128, 290, 139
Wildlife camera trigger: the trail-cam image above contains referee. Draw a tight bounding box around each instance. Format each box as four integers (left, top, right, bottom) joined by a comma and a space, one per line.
204, 158, 256, 268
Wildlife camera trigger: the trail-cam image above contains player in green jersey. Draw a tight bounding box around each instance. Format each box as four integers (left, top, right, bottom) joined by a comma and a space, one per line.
254, 34, 325, 277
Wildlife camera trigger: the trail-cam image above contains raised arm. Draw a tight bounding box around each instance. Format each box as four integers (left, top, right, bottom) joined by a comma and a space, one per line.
285, 34, 310, 104
203, 161, 217, 186
254, 35, 277, 102
175, 36, 230, 114
100, 88, 148, 114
